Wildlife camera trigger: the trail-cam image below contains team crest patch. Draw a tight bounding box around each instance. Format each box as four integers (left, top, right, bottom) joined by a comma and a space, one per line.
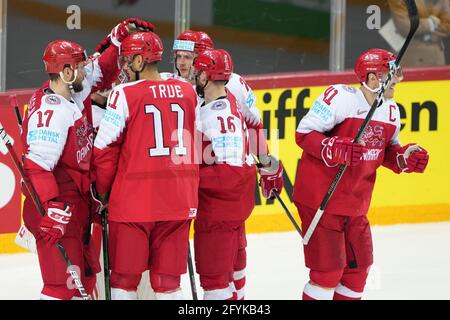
45, 95, 61, 105
342, 85, 357, 93
211, 101, 226, 110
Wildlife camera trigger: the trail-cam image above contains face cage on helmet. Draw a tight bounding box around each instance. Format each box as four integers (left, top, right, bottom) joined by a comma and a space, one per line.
362, 62, 403, 93
373, 64, 403, 83
68, 50, 89, 70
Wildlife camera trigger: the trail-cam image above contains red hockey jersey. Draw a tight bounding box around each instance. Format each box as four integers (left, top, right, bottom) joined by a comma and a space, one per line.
196, 91, 256, 221
22, 44, 119, 214
94, 79, 199, 222
293, 84, 403, 216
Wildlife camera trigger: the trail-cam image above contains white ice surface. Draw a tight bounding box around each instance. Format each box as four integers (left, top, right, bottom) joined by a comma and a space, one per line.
1, 222, 449, 300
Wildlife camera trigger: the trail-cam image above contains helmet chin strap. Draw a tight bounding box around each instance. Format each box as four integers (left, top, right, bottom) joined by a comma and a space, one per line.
195, 78, 208, 98
174, 57, 182, 77
59, 69, 78, 94
130, 62, 146, 81
362, 81, 382, 93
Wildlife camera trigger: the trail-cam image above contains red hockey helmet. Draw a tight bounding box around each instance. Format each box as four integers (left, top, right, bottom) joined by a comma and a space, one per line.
193, 49, 233, 81
354, 48, 399, 83
195, 31, 214, 52
173, 30, 214, 53
43, 40, 87, 73
120, 32, 163, 65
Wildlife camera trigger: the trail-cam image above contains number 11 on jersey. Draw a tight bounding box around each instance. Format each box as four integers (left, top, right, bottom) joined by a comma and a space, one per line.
144, 103, 187, 157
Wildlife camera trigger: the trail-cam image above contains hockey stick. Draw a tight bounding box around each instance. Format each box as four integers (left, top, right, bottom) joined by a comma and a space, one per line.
0, 122, 90, 300
302, 0, 419, 245
251, 154, 303, 237
90, 184, 111, 300
101, 208, 111, 300
187, 244, 198, 300
272, 192, 303, 237
8, 94, 38, 254
9, 95, 22, 133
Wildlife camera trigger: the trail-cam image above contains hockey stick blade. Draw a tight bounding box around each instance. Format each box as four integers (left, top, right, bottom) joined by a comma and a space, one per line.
187, 244, 198, 300
302, 0, 419, 246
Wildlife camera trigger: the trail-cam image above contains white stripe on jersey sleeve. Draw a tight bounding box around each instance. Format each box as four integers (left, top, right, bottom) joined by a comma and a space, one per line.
226, 73, 260, 126
94, 84, 130, 149
296, 84, 354, 134
25, 96, 72, 171
199, 99, 245, 167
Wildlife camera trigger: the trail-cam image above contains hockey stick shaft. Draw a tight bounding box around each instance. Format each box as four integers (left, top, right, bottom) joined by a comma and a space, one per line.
9, 95, 22, 132
187, 242, 198, 300
0, 122, 90, 300
101, 208, 111, 300
302, 0, 419, 245
251, 154, 303, 237
9, 94, 25, 165
273, 192, 303, 237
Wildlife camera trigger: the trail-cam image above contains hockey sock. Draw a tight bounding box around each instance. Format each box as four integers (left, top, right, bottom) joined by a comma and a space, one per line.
333, 283, 363, 300
302, 282, 335, 300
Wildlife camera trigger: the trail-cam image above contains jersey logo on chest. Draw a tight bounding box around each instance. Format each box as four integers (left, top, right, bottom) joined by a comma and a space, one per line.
361, 124, 385, 148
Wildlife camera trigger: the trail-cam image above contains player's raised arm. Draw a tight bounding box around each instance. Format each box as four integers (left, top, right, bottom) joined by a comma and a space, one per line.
79, 18, 156, 101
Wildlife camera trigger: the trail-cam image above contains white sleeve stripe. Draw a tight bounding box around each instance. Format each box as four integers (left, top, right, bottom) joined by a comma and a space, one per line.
94, 120, 124, 149
94, 85, 129, 149
90, 59, 104, 88
26, 142, 65, 171
84, 58, 104, 90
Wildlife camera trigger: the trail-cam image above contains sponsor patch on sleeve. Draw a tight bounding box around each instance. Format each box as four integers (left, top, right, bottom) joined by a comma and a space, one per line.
310, 100, 333, 123
102, 109, 123, 127
246, 91, 256, 108
27, 129, 60, 144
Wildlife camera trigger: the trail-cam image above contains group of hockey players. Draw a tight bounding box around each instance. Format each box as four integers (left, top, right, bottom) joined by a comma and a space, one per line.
18, 16, 429, 300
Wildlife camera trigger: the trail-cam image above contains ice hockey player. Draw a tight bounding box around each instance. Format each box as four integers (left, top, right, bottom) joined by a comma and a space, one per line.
293, 48, 429, 300
193, 48, 282, 300
171, 30, 283, 299
21, 18, 153, 300
93, 31, 199, 300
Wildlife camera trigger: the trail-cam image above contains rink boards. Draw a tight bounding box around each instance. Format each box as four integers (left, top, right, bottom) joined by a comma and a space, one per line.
1, 67, 450, 253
